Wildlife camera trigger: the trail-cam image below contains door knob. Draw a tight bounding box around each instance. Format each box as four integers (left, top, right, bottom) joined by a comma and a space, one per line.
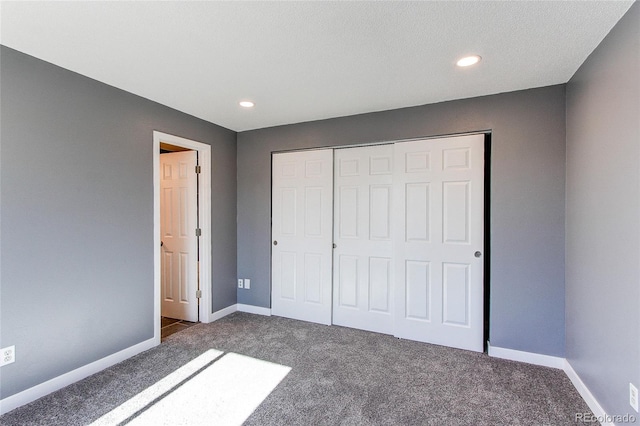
273, 241, 278, 246
474, 251, 482, 258
333, 243, 337, 249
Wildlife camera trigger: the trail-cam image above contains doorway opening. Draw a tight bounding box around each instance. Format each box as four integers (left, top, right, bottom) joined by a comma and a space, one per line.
160, 316, 198, 341
153, 131, 212, 345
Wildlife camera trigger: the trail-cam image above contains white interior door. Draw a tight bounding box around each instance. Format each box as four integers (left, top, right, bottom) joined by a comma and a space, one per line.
271, 150, 334, 325
160, 151, 199, 322
393, 134, 484, 352
333, 145, 394, 334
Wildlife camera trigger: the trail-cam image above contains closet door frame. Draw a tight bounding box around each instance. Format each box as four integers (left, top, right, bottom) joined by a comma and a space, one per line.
270, 133, 489, 352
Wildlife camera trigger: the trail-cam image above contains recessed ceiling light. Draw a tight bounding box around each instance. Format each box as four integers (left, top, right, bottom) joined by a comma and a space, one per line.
239, 101, 255, 108
456, 55, 482, 67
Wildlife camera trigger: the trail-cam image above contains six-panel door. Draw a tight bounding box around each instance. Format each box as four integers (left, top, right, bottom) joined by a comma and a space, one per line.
393, 135, 484, 352
271, 149, 334, 325
160, 151, 199, 322
333, 144, 394, 334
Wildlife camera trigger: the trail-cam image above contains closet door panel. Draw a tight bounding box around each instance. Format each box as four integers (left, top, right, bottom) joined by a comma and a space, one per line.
271, 150, 334, 325
394, 134, 485, 352
333, 145, 394, 335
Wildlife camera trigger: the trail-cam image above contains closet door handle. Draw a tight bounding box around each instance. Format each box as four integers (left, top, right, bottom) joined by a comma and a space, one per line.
273, 241, 278, 246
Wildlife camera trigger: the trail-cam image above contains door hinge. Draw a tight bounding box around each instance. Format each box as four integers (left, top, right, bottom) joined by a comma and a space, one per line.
195, 228, 202, 237
196, 290, 202, 299
195, 165, 201, 174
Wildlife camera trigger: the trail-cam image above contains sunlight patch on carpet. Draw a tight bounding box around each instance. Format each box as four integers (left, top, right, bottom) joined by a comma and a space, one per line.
128, 352, 291, 425
90, 350, 291, 426
91, 349, 224, 426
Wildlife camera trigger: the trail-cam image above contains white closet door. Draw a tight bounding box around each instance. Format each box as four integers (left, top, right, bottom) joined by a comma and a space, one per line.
271, 150, 334, 325
333, 145, 394, 334
393, 134, 484, 352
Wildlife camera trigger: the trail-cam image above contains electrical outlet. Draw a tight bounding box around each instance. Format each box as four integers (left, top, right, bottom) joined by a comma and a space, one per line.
244, 279, 251, 289
630, 383, 639, 412
238, 279, 244, 289
1, 346, 15, 366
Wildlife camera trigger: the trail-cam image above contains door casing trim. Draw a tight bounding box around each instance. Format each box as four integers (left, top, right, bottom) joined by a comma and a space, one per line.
153, 131, 212, 345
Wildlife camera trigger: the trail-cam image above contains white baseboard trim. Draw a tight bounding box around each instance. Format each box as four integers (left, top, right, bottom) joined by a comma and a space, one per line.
0, 337, 157, 416
487, 344, 615, 424
563, 360, 613, 425
208, 304, 238, 322
487, 342, 565, 369
237, 304, 271, 316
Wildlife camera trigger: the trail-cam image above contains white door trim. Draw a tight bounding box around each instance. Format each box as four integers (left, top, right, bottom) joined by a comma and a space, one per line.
153, 131, 212, 345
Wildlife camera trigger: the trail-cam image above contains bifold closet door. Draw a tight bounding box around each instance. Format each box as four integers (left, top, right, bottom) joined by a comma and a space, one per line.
393, 134, 484, 352
271, 150, 334, 325
333, 145, 394, 334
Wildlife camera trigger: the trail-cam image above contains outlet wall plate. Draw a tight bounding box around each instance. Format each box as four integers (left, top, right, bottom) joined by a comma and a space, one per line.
630, 383, 639, 412
238, 279, 244, 289
244, 279, 251, 289
1, 345, 16, 366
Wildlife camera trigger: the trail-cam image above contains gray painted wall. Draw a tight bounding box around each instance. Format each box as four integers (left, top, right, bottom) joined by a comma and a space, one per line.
237, 84, 567, 357
0, 46, 237, 399
3, 2, 636, 409
566, 2, 640, 418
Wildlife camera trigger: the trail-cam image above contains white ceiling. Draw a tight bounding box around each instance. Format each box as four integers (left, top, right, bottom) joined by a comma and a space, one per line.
0, 1, 634, 132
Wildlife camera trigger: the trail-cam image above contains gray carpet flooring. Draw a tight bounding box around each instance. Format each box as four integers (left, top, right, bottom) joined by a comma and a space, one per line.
1, 312, 594, 425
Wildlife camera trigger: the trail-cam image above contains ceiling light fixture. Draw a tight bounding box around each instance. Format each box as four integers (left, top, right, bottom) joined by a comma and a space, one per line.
239, 101, 255, 108
456, 55, 482, 67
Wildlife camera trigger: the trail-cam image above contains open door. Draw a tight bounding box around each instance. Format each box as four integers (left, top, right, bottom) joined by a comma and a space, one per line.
160, 150, 199, 322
